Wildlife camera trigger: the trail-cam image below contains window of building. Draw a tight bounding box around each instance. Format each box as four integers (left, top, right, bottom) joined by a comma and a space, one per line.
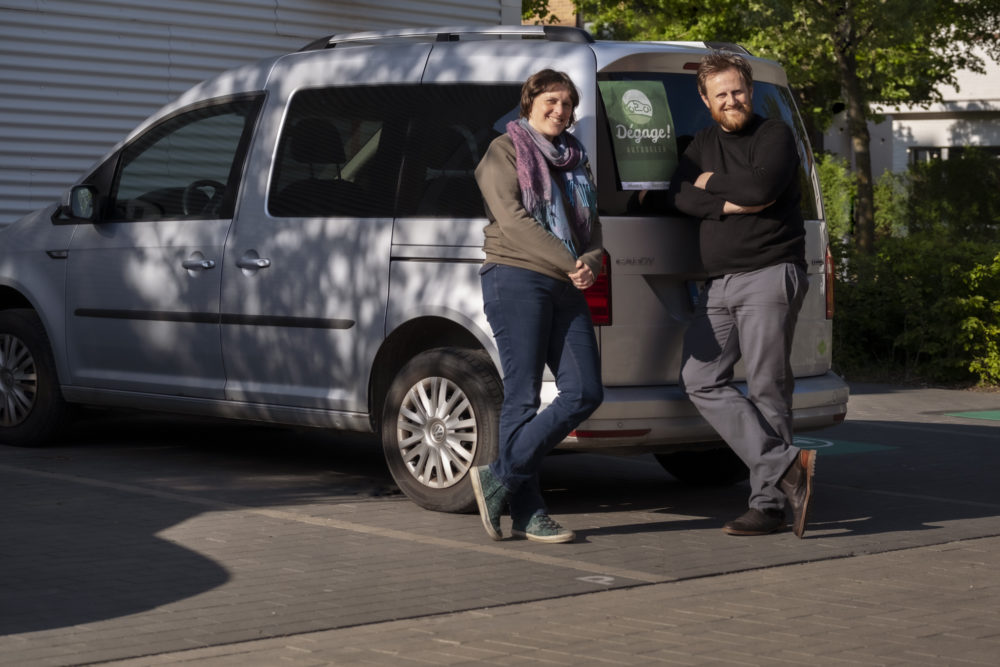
910, 145, 1000, 165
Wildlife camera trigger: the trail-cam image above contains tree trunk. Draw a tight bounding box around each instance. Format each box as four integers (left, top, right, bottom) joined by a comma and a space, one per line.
847, 95, 875, 254
832, 12, 876, 255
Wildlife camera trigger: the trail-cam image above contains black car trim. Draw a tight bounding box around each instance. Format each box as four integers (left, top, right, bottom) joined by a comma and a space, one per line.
74, 309, 355, 329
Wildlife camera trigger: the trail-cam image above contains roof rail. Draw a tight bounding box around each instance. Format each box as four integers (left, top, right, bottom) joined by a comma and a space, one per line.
704, 41, 751, 55
646, 40, 752, 56
299, 25, 595, 52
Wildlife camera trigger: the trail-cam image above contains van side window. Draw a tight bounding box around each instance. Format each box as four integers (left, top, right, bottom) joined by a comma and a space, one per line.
396, 85, 519, 218
270, 86, 408, 218
597, 73, 819, 219
110, 96, 261, 222
269, 84, 519, 219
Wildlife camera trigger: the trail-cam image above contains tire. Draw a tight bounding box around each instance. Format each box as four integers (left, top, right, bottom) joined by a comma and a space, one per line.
655, 446, 749, 486
0, 309, 69, 446
381, 347, 502, 513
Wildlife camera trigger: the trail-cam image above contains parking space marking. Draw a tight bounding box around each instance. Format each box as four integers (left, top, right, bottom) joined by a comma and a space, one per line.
794, 437, 896, 455
945, 410, 1000, 422
0, 463, 666, 584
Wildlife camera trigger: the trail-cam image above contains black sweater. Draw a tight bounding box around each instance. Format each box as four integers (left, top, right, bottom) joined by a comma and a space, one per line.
668, 114, 805, 276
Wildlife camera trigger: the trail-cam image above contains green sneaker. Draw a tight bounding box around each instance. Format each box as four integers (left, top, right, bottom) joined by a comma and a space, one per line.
470, 465, 507, 540
511, 513, 575, 544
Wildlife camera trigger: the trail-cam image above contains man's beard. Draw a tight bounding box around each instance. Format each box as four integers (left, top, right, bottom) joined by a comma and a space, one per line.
712, 100, 753, 132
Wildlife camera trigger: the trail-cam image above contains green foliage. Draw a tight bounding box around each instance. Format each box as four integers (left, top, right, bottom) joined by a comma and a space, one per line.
522, 0, 558, 24
873, 170, 908, 238
964, 254, 1000, 385
831, 154, 1000, 386
816, 152, 855, 242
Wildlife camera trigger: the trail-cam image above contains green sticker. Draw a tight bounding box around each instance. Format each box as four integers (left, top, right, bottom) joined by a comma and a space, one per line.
599, 80, 677, 190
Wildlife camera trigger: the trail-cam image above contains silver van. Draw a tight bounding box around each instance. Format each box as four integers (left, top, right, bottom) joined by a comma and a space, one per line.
0, 25, 847, 512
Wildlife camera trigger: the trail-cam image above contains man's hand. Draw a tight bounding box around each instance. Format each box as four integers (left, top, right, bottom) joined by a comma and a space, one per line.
568, 259, 595, 290
722, 200, 774, 215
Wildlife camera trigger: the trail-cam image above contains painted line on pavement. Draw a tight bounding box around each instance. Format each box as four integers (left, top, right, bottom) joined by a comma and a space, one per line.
945, 410, 1000, 422
0, 463, 666, 584
794, 436, 895, 455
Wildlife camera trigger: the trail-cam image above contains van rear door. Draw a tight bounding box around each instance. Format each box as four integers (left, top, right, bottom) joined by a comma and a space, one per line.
592, 52, 833, 389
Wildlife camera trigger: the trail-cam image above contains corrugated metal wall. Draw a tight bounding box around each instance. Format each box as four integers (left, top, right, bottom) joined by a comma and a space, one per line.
0, 0, 517, 224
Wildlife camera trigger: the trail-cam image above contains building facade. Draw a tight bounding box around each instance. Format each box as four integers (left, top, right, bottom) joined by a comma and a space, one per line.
823, 49, 1000, 176
0, 0, 520, 224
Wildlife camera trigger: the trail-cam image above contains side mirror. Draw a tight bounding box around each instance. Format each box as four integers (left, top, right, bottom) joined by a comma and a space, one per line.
69, 185, 98, 221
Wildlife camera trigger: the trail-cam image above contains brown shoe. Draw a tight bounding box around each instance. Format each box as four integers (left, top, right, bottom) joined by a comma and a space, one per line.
779, 449, 816, 538
722, 508, 786, 536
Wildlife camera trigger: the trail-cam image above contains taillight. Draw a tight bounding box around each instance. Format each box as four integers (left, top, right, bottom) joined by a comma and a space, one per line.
584, 251, 611, 326
825, 245, 835, 320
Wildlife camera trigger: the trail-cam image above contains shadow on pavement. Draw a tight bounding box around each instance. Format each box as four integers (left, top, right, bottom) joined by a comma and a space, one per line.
0, 410, 391, 635
543, 416, 1000, 543
2, 405, 998, 636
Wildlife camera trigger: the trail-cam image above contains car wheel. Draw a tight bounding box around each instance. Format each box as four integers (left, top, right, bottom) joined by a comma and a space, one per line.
381, 347, 502, 513
0, 309, 69, 446
654, 447, 749, 486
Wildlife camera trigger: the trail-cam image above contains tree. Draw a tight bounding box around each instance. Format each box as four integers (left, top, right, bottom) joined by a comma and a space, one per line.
570, 0, 1000, 253
523, 0, 559, 23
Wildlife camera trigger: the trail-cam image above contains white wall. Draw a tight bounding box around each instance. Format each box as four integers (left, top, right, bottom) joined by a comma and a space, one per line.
0, 0, 519, 224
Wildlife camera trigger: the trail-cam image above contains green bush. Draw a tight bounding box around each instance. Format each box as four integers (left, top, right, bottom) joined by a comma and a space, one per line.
816, 152, 855, 241
824, 151, 1000, 386
873, 170, 907, 238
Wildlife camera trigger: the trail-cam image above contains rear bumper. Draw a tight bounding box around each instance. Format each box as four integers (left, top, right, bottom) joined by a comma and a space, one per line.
556, 370, 849, 454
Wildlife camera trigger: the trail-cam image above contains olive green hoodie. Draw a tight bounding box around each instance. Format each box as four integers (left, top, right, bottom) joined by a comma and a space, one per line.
475, 134, 603, 282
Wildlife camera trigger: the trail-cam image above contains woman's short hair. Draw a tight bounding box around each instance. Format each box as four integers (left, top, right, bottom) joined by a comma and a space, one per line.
696, 51, 754, 97
519, 69, 579, 128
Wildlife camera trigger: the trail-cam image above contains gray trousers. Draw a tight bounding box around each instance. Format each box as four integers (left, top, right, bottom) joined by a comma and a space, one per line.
680, 262, 808, 511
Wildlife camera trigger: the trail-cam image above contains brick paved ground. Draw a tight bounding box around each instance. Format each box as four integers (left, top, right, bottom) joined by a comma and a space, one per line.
103, 536, 1000, 666
1, 384, 998, 666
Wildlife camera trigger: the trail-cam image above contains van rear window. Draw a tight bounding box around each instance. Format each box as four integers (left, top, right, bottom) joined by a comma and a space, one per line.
596, 73, 819, 219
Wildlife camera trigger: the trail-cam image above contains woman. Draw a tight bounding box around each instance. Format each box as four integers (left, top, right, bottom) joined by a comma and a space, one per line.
470, 69, 604, 544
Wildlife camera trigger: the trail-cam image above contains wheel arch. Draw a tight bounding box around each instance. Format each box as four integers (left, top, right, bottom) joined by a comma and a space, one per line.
0, 305, 71, 445
0, 284, 69, 385
369, 315, 496, 431
0, 285, 35, 311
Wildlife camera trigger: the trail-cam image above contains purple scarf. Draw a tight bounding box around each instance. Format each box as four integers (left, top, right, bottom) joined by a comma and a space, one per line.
507, 119, 597, 257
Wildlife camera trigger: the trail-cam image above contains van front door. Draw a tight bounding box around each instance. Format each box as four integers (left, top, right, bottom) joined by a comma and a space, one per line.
65, 97, 261, 398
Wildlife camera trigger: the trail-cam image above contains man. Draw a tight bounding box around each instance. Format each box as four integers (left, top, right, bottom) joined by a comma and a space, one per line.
668, 51, 816, 538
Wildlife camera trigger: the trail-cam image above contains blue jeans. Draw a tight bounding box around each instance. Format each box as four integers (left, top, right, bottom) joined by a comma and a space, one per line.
480, 264, 603, 521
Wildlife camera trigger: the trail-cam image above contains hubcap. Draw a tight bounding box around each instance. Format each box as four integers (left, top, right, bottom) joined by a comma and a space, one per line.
395, 376, 477, 489
0, 333, 37, 427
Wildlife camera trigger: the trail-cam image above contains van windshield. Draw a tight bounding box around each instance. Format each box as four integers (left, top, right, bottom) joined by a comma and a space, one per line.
596, 72, 819, 219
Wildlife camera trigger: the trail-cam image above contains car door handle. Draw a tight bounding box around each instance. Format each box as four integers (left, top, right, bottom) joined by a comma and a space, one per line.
236, 257, 271, 269
182, 258, 216, 270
